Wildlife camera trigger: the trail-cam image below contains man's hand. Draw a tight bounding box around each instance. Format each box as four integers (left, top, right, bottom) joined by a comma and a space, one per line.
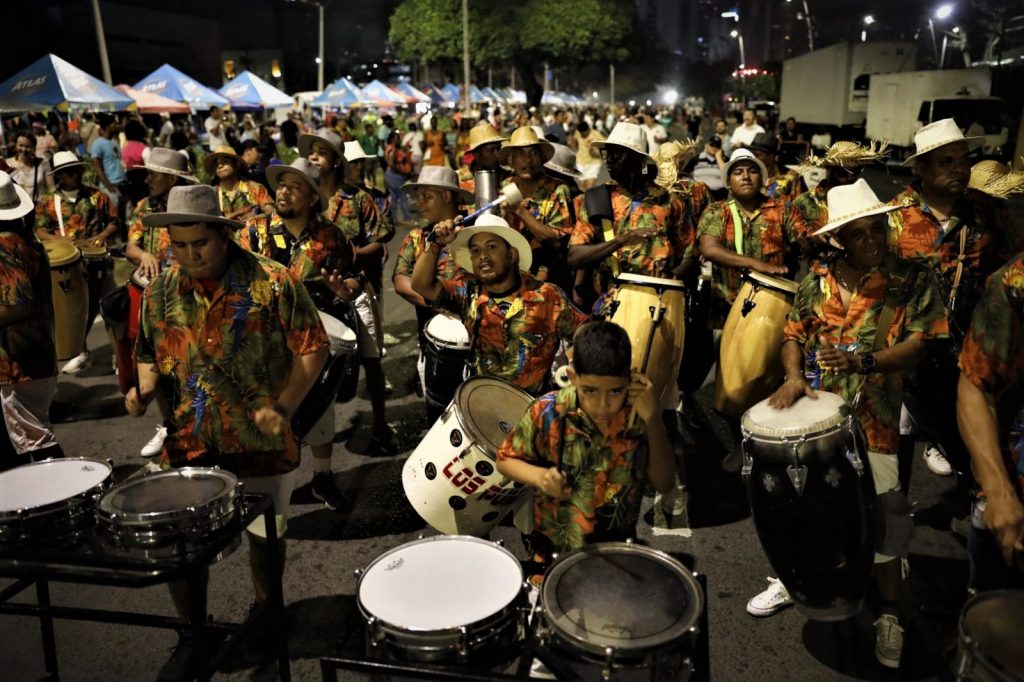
768, 377, 816, 409
432, 218, 462, 246
321, 269, 362, 301
751, 260, 789, 276
253, 405, 289, 437
815, 338, 862, 375
124, 387, 148, 417
984, 493, 1024, 566
137, 252, 161, 280
618, 228, 660, 247
628, 371, 658, 423
537, 466, 570, 500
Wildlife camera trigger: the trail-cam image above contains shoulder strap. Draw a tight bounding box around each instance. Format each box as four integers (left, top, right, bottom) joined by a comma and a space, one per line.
727, 199, 744, 256
871, 261, 909, 353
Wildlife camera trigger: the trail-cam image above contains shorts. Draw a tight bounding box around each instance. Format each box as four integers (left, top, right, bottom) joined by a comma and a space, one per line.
352, 289, 383, 359
302, 404, 335, 448
244, 468, 298, 540
868, 451, 907, 564
1, 378, 59, 455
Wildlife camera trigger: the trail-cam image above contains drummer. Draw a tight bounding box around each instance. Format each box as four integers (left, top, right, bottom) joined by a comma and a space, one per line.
0, 171, 64, 471
958, 250, 1024, 589
411, 213, 589, 397
763, 179, 948, 669
125, 184, 329, 676
33, 151, 119, 375
203, 145, 275, 221
240, 158, 361, 512
456, 122, 509, 196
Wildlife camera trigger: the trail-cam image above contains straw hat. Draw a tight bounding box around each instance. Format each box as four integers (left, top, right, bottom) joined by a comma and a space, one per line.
902, 118, 984, 166
451, 213, 533, 273
466, 123, 507, 152
545, 143, 582, 179
968, 158, 1024, 199
202, 146, 241, 175
813, 179, 899, 236
343, 140, 374, 162
141, 147, 199, 184
593, 121, 657, 167
721, 148, 768, 187
498, 126, 554, 166
266, 158, 331, 208
47, 151, 86, 176
141, 185, 244, 230
802, 140, 890, 170
402, 166, 475, 204
0, 171, 34, 220
655, 138, 701, 189
298, 128, 344, 161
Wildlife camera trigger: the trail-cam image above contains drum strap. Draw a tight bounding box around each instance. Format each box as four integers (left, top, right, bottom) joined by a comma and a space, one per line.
601, 219, 620, 277
53, 194, 65, 237
948, 225, 968, 309
727, 200, 744, 256
871, 263, 909, 353
464, 286, 489, 377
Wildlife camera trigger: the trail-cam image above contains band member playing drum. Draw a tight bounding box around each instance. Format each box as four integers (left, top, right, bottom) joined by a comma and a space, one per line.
456, 122, 508, 196
957, 250, 1024, 589
762, 179, 948, 669
795, 141, 890, 235
240, 159, 360, 512
34, 151, 119, 374
125, 185, 329, 678
496, 321, 675, 564
203, 146, 275, 221
0, 171, 63, 471
411, 213, 589, 397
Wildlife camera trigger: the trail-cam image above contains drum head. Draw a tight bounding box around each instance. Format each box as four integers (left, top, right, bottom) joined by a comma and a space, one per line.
317, 311, 356, 355
98, 468, 236, 518
743, 393, 848, 438
746, 271, 799, 294
614, 272, 687, 291
454, 377, 533, 456
425, 313, 470, 349
359, 536, 523, 630
44, 240, 81, 267
76, 241, 107, 258
541, 543, 702, 655
961, 590, 1024, 677
0, 459, 111, 512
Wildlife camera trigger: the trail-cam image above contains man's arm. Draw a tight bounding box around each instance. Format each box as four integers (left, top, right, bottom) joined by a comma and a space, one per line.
410, 242, 444, 303
394, 273, 428, 307
699, 234, 788, 275
92, 156, 116, 195
0, 304, 30, 328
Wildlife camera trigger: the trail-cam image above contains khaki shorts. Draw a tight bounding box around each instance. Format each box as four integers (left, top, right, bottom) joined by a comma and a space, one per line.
868, 451, 902, 564
244, 469, 298, 540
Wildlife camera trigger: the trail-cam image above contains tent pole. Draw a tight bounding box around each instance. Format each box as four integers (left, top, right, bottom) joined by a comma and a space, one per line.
90, 0, 113, 85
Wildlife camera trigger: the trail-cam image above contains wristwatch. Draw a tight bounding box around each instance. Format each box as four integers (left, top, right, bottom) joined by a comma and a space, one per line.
858, 353, 877, 375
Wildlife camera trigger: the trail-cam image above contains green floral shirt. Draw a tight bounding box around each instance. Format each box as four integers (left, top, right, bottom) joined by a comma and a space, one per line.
0, 232, 57, 384
35, 185, 115, 240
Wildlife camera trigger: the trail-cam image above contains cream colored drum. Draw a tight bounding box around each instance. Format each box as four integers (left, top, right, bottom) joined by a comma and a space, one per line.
45, 240, 88, 361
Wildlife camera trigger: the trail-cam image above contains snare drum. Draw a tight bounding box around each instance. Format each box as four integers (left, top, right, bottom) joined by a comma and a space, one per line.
45, 240, 89, 361
607, 273, 687, 406
955, 590, 1024, 681
741, 393, 876, 621
0, 458, 111, 545
715, 271, 799, 416
292, 311, 357, 441
357, 535, 526, 661
96, 468, 241, 555
403, 376, 533, 536
422, 313, 471, 412
534, 542, 704, 680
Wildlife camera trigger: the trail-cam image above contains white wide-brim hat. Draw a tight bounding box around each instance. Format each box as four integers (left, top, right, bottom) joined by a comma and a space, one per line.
451, 213, 533, 273
298, 128, 344, 161
0, 171, 33, 220
545, 143, 582, 179
343, 140, 374, 162
48, 150, 86, 175
592, 121, 656, 167
402, 166, 475, 204
721, 148, 768, 187
813, 178, 899, 236
902, 117, 984, 167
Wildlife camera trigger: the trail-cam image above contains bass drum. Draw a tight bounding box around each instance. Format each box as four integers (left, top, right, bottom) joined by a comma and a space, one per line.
45, 240, 88, 361
954, 590, 1024, 681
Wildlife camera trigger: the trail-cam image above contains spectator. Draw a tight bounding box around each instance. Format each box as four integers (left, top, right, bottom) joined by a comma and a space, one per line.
89, 114, 126, 215
6, 130, 47, 202
403, 121, 424, 175
778, 117, 805, 166
204, 106, 227, 149
730, 108, 765, 149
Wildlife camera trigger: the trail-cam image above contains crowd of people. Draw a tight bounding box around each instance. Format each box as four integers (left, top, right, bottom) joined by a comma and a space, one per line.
0, 98, 1022, 679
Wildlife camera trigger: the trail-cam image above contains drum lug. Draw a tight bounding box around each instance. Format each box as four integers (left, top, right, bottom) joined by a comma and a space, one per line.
846, 448, 866, 477
456, 626, 469, 660
353, 568, 364, 579
741, 434, 753, 478
602, 646, 616, 681
366, 616, 383, 647
493, 538, 505, 548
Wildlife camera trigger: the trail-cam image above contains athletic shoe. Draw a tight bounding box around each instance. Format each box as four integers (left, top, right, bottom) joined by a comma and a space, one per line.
140, 425, 168, 458
661, 485, 688, 516
923, 446, 953, 476
873, 614, 904, 669
746, 577, 793, 617
311, 472, 352, 511
61, 352, 92, 374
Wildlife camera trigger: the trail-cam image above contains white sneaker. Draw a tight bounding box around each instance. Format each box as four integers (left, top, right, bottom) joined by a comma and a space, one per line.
746, 577, 793, 617
873, 614, 904, 669
923, 446, 953, 476
61, 352, 92, 374
140, 425, 168, 458
660, 485, 688, 516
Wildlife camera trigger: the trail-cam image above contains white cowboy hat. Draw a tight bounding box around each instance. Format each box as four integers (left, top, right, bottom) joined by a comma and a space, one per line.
592, 121, 656, 167
141, 184, 244, 230
902, 118, 984, 167
343, 140, 374, 162
0, 171, 33, 220
402, 166, 475, 204
298, 128, 344, 161
813, 178, 899, 236
451, 213, 533, 273
47, 151, 86, 175
266, 158, 332, 208
721, 147, 768, 187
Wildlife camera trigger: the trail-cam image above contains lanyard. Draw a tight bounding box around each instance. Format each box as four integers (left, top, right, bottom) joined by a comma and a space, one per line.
727, 200, 744, 256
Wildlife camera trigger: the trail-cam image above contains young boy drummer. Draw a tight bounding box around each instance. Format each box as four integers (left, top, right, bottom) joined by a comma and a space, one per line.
496, 320, 675, 565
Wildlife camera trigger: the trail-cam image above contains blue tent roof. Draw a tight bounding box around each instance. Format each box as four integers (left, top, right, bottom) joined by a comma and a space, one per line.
133, 64, 228, 108
0, 54, 134, 112
481, 87, 505, 103
218, 71, 293, 110
440, 83, 460, 102
469, 85, 487, 104
359, 79, 406, 106
422, 84, 447, 105
311, 77, 361, 108
393, 81, 430, 103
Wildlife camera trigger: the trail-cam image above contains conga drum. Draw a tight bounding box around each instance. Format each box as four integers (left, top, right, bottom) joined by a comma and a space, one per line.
741, 393, 875, 621
422, 313, 471, 412
44, 240, 88, 361
76, 239, 111, 291
607, 273, 687, 406
714, 272, 799, 417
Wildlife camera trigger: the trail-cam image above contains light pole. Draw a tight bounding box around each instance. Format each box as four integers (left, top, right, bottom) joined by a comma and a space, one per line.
862, 15, 874, 43
285, 0, 332, 91
462, 0, 470, 111
90, 0, 112, 85
929, 4, 955, 67
730, 30, 746, 70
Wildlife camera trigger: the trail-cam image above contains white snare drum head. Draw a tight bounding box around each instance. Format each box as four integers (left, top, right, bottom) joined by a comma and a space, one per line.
317, 311, 356, 355
425, 313, 470, 349
746, 271, 799, 294
455, 377, 533, 456
743, 392, 848, 437
0, 459, 111, 512
359, 536, 523, 630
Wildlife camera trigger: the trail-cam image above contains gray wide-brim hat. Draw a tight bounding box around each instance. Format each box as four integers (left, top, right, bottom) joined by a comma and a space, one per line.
139, 147, 199, 184
402, 166, 475, 204
545, 143, 582, 179
141, 184, 244, 229
298, 128, 344, 162
266, 158, 331, 208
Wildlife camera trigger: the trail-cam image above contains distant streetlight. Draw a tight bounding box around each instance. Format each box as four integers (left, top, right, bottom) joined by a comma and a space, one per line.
929, 3, 955, 67
721, 10, 739, 21
863, 15, 875, 25
935, 4, 954, 20
730, 29, 739, 38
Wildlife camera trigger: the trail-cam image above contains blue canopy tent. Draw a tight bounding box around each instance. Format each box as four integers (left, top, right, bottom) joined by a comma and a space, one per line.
422, 84, 447, 105
133, 64, 228, 109
0, 53, 133, 112
311, 77, 361, 108
218, 71, 293, 110
440, 83, 460, 103
359, 80, 407, 107
481, 87, 505, 103
469, 85, 488, 104
393, 81, 430, 104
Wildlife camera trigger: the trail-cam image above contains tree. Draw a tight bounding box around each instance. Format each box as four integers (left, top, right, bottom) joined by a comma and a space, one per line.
388, 0, 634, 107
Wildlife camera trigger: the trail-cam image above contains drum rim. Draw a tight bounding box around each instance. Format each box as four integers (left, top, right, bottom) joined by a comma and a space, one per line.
614, 273, 688, 291
357, 535, 523, 634
454, 376, 534, 457
46, 245, 83, 268
75, 240, 108, 257
0, 457, 111, 517
741, 394, 851, 439
425, 313, 471, 349
96, 467, 238, 524
744, 270, 799, 294
958, 589, 1024, 675
540, 542, 703, 655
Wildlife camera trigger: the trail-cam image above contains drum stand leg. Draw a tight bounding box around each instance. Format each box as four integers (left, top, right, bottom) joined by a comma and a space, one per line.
263, 505, 292, 682
187, 571, 211, 682
694, 573, 710, 682
35, 579, 60, 681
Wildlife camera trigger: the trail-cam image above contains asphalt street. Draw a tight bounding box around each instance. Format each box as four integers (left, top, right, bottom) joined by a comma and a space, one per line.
1, 166, 1019, 681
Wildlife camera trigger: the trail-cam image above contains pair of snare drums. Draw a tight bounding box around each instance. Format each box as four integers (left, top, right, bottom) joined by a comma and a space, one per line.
356, 537, 704, 679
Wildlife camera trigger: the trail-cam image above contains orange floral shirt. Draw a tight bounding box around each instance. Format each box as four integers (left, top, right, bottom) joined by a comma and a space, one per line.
34, 185, 115, 240
127, 195, 174, 268
0, 232, 57, 384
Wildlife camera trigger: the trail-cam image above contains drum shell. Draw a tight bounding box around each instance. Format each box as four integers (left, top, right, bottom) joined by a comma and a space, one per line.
954, 590, 1024, 682
49, 249, 89, 361
742, 418, 876, 621
423, 314, 471, 411
292, 313, 357, 439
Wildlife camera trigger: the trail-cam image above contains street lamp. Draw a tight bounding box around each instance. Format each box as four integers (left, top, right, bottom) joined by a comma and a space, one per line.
935, 4, 954, 20
929, 4, 955, 68
730, 30, 746, 71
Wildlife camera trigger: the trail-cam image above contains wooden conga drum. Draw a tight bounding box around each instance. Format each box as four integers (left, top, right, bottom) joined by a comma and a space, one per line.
714, 271, 798, 417
44, 240, 88, 361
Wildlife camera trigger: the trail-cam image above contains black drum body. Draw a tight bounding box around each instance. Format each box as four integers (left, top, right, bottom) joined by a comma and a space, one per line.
422, 314, 470, 412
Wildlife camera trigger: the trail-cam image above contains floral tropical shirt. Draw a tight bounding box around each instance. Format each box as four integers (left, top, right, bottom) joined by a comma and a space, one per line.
784, 255, 949, 454
217, 179, 272, 220
324, 184, 391, 246
571, 182, 691, 288
794, 183, 828, 235
433, 272, 589, 395
766, 168, 807, 202
697, 196, 804, 326
496, 385, 648, 556
672, 178, 712, 238
959, 252, 1024, 499
35, 185, 115, 240
136, 245, 328, 477
128, 195, 174, 268
501, 176, 574, 287
457, 165, 475, 195
0, 231, 56, 384
392, 225, 465, 282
